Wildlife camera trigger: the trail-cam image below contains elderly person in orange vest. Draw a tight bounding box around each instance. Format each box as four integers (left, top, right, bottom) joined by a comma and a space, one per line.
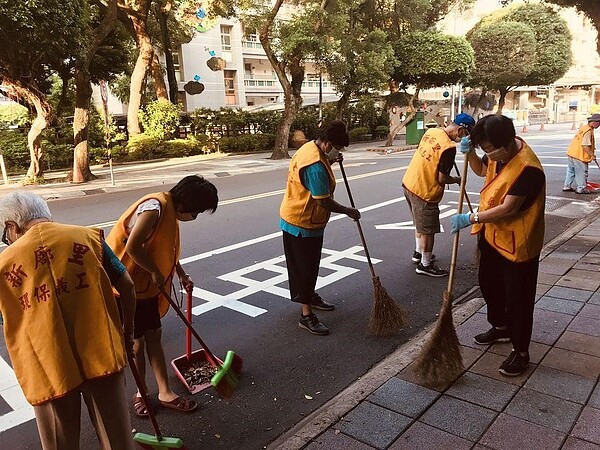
106, 175, 218, 417
402, 112, 475, 277
279, 120, 361, 336
451, 114, 546, 376
0, 192, 136, 450
563, 113, 599, 194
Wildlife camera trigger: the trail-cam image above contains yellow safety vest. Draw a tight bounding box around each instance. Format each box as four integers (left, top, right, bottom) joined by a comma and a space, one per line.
0, 222, 125, 406
280, 141, 336, 229
472, 140, 545, 262
106, 192, 180, 317
567, 124, 595, 163
402, 128, 455, 203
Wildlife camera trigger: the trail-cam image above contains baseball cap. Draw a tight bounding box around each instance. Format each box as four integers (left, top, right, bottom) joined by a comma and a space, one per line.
587, 113, 600, 122
453, 113, 475, 132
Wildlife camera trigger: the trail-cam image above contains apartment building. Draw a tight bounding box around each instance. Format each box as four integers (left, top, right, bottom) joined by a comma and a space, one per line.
174, 14, 337, 112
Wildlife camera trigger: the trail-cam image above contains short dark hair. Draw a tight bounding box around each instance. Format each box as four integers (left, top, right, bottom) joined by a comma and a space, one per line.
470, 114, 516, 149
317, 120, 350, 147
169, 175, 218, 214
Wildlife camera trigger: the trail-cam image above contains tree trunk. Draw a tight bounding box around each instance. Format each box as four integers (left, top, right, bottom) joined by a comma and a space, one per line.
127, 2, 154, 136
336, 89, 351, 120
151, 53, 169, 101
71, 0, 117, 183
156, 1, 178, 104
72, 67, 96, 183
385, 86, 420, 146
25, 92, 52, 180
497, 87, 507, 114
472, 88, 487, 118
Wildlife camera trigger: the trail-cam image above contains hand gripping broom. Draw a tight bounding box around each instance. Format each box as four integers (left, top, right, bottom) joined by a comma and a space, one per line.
414, 154, 469, 385
160, 287, 242, 399
128, 352, 186, 449
338, 160, 407, 336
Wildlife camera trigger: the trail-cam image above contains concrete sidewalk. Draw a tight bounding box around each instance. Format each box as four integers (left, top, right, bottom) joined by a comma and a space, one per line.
269, 206, 600, 450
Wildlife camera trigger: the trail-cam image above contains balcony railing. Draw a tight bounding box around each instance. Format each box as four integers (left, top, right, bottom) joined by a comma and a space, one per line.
242, 40, 262, 49
244, 79, 277, 87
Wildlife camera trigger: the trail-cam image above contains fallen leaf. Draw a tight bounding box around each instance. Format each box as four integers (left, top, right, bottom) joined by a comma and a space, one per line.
305, 395, 313, 400
215, 434, 221, 439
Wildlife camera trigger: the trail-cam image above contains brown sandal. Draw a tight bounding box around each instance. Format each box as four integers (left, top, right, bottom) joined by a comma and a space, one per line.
158, 396, 198, 413
132, 394, 149, 418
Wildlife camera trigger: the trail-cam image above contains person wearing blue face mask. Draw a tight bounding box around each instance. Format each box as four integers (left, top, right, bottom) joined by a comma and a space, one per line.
451, 114, 546, 377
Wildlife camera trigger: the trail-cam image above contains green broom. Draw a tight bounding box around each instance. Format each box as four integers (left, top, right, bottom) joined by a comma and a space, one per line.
160, 287, 242, 398
127, 353, 186, 449
414, 154, 471, 385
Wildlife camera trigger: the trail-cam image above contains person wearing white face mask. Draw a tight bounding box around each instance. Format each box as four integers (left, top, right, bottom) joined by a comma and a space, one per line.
451, 114, 546, 377
279, 120, 361, 335
402, 112, 475, 277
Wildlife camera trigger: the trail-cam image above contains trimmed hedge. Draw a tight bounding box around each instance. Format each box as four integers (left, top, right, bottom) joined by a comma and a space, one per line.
218, 133, 276, 153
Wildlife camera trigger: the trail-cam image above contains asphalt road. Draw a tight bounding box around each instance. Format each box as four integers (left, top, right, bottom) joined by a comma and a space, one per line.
0, 129, 597, 449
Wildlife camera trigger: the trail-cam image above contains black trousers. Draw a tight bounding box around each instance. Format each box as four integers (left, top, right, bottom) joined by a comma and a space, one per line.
282, 231, 323, 305
478, 237, 539, 353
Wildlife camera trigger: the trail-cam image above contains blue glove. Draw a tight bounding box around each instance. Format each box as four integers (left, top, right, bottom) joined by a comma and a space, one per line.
451, 213, 472, 234
458, 136, 471, 154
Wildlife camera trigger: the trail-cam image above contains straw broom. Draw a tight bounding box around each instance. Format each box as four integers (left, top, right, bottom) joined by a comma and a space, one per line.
415, 153, 472, 384
338, 160, 407, 336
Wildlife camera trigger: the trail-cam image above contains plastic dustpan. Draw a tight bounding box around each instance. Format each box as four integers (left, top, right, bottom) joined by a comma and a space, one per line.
170, 291, 220, 394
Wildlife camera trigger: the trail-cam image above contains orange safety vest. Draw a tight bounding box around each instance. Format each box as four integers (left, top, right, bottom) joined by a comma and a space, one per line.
279, 141, 336, 229
471, 140, 545, 262
106, 192, 180, 317
0, 222, 125, 406
567, 124, 595, 163
402, 128, 455, 203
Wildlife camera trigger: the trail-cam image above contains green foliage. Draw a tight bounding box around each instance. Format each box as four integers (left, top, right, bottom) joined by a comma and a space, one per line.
349, 127, 370, 142
42, 142, 73, 171
501, 4, 572, 86
218, 133, 276, 153
139, 99, 181, 141
0, 104, 29, 128
392, 31, 474, 89
349, 98, 388, 134
467, 21, 536, 90
0, 130, 29, 171
126, 134, 166, 160
375, 125, 390, 139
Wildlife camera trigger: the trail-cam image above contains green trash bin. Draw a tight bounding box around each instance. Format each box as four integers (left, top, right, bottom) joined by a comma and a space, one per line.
405, 111, 426, 145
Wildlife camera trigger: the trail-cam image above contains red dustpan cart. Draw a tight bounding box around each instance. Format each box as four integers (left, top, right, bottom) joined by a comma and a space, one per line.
171, 290, 219, 394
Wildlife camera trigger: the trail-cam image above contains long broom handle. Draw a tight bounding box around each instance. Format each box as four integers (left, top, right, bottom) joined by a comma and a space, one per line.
453, 162, 474, 213
338, 160, 377, 279
186, 290, 192, 360
447, 153, 470, 295
159, 287, 220, 365
127, 352, 163, 440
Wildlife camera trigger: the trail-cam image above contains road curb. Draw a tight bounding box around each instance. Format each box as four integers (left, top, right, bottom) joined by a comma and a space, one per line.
266, 295, 485, 450
366, 145, 417, 154
267, 201, 600, 450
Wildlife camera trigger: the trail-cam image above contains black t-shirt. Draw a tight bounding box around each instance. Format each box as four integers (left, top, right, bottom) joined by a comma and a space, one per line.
437, 147, 456, 176
481, 154, 545, 210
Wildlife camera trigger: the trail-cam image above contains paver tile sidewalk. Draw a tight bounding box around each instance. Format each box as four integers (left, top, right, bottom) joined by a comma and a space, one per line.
271, 213, 600, 450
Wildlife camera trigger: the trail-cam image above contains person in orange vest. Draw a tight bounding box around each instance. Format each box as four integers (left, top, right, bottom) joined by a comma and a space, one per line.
0, 192, 137, 450
451, 114, 546, 376
280, 120, 361, 335
402, 113, 475, 277
106, 175, 218, 416
563, 113, 599, 194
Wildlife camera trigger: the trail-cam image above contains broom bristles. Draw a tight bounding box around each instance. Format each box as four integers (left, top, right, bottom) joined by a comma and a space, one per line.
415, 291, 464, 385
368, 276, 407, 337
